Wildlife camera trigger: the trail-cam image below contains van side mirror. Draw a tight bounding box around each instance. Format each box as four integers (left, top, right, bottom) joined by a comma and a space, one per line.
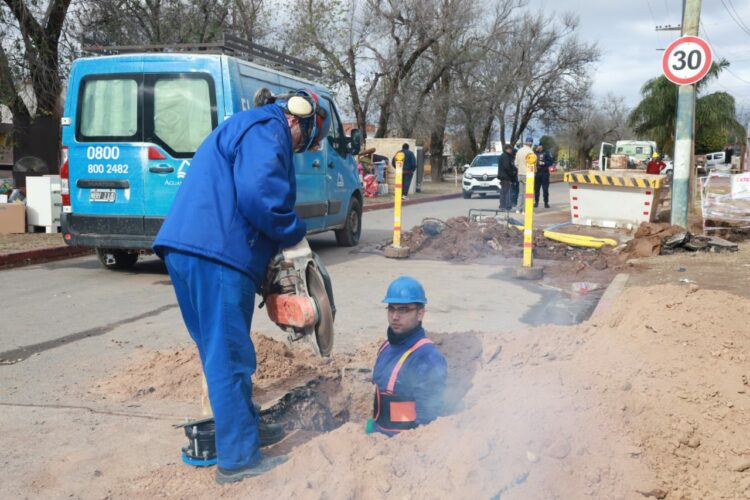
349, 129, 362, 155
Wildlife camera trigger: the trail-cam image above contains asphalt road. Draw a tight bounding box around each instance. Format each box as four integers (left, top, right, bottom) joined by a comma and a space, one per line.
0, 183, 568, 360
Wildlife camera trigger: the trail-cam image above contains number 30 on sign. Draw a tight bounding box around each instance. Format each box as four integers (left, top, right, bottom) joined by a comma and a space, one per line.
662, 35, 713, 86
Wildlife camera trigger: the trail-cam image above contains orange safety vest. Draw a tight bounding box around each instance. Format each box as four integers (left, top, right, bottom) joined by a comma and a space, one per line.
373, 338, 433, 434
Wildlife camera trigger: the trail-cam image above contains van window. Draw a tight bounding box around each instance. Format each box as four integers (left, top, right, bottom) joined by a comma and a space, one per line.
324, 98, 344, 153
79, 78, 138, 138
153, 78, 213, 154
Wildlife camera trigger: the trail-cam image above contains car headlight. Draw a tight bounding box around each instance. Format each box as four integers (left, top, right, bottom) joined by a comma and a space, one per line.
463, 171, 471, 179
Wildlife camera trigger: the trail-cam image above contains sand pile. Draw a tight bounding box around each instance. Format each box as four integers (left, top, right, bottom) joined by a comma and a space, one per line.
114, 284, 750, 499
90, 334, 339, 402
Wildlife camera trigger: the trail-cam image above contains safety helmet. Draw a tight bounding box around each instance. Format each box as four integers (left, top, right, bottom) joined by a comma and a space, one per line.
652, 152, 659, 158
382, 276, 427, 304
276, 89, 331, 152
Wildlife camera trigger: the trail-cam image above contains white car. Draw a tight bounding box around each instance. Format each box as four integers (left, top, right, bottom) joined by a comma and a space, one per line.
462, 152, 501, 199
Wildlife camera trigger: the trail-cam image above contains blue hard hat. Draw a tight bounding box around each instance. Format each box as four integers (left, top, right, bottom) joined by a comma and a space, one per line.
382, 276, 427, 304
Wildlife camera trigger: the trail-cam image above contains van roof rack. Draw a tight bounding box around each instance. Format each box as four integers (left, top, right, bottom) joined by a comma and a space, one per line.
83, 33, 323, 79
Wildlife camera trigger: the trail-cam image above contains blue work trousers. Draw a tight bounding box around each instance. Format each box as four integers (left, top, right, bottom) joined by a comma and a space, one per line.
163, 249, 261, 470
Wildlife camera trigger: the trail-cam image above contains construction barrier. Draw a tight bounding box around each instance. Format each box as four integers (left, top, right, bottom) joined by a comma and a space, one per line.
563, 170, 667, 228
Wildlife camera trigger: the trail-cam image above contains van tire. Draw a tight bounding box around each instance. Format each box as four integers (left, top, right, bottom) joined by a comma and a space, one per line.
96, 248, 139, 270
335, 197, 362, 247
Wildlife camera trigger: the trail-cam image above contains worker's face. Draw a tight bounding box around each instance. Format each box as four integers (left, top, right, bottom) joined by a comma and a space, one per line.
287, 115, 305, 151
287, 115, 321, 152
387, 303, 425, 335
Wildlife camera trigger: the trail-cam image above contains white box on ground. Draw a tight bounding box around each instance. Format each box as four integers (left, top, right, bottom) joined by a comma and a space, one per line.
26, 175, 62, 232
564, 170, 666, 228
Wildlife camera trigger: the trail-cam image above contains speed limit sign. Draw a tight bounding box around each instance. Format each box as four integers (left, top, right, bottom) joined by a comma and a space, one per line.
662, 35, 713, 85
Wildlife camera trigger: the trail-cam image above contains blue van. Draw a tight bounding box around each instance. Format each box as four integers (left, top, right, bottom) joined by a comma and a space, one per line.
60, 42, 363, 269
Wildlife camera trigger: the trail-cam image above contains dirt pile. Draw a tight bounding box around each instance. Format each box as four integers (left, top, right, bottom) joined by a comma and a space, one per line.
401, 216, 619, 269
622, 222, 738, 259
114, 284, 750, 499
90, 334, 343, 402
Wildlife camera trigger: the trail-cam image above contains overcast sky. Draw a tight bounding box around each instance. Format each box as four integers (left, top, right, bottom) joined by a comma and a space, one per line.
527, 0, 750, 110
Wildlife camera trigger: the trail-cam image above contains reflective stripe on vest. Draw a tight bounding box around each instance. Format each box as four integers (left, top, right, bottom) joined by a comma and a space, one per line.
373, 338, 433, 433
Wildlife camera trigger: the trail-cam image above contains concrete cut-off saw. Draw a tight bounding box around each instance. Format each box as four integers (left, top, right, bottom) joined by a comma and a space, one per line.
260, 238, 336, 357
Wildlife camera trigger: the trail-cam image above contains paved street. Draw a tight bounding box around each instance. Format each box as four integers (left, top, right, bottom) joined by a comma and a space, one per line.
1, 183, 569, 357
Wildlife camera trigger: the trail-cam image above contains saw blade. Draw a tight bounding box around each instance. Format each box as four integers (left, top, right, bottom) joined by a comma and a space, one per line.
306, 265, 334, 357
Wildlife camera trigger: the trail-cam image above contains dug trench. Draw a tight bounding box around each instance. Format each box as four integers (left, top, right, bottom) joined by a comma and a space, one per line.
92, 283, 750, 499
89, 332, 483, 452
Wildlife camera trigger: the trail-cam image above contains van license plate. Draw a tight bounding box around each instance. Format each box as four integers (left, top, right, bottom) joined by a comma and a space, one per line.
90, 189, 115, 202
480, 182, 490, 187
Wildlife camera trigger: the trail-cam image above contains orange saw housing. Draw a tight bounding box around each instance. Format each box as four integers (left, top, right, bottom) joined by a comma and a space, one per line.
265, 293, 318, 329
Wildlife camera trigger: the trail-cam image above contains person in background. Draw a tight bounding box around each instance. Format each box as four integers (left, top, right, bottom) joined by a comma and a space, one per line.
534, 143, 554, 208
153, 87, 330, 485
369, 276, 447, 436
392, 143, 417, 200
515, 137, 535, 210
497, 143, 517, 211
646, 152, 666, 175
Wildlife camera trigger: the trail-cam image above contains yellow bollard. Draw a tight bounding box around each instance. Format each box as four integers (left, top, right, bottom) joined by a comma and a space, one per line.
522, 152, 537, 268
393, 151, 405, 247
384, 151, 410, 258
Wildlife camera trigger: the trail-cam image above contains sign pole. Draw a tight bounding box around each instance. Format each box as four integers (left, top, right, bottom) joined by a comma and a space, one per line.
671, 0, 703, 228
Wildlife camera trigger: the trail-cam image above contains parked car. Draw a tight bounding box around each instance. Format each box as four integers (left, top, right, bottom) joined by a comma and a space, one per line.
462, 152, 501, 199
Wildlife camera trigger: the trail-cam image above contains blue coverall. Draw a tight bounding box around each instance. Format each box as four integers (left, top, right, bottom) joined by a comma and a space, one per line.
154, 104, 306, 470
372, 325, 448, 436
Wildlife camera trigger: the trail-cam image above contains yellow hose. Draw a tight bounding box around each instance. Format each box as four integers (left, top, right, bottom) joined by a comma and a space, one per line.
543, 230, 617, 248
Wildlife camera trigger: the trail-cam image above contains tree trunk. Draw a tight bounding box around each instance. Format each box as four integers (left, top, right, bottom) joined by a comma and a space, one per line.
429, 76, 451, 182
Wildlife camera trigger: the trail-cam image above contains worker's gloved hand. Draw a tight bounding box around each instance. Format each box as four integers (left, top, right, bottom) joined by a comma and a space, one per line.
281, 237, 312, 262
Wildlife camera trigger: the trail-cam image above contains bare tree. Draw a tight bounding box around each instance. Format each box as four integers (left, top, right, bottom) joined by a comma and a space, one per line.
0, 0, 73, 173
555, 94, 630, 168
497, 12, 598, 145
74, 0, 269, 46
285, 0, 380, 139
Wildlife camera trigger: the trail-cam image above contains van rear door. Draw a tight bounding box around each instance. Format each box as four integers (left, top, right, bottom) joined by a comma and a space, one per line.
141, 72, 218, 232
71, 74, 146, 220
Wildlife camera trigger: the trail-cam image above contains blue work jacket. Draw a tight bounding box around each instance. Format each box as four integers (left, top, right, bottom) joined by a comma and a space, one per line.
372, 325, 447, 435
153, 104, 306, 286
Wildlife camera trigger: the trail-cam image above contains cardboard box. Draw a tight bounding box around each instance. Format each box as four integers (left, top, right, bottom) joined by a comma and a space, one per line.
0, 203, 26, 234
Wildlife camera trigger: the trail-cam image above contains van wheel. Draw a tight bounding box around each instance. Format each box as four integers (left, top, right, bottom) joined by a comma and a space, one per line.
335, 197, 362, 247
96, 248, 139, 270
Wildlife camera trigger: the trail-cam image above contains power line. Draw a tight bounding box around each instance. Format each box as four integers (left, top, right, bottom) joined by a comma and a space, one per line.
700, 21, 750, 86
719, 0, 750, 36
726, 0, 750, 34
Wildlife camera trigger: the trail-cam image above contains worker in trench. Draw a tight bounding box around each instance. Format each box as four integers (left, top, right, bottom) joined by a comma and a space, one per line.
370, 276, 448, 435
153, 88, 330, 484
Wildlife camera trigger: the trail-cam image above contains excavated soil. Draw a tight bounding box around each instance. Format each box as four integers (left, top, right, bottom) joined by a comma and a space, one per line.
104, 284, 750, 499
90, 334, 346, 403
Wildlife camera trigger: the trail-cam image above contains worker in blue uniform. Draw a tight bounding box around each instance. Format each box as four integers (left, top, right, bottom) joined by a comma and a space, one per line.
154, 88, 330, 484
371, 276, 448, 436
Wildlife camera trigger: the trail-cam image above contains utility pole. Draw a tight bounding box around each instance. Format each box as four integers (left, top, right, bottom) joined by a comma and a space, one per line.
671, 0, 702, 228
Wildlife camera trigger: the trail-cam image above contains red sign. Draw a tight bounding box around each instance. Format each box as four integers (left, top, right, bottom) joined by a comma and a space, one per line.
662, 36, 713, 85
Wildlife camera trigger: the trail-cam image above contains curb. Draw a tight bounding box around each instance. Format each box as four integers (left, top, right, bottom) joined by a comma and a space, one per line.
363, 192, 462, 212
0, 245, 93, 269
591, 273, 630, 317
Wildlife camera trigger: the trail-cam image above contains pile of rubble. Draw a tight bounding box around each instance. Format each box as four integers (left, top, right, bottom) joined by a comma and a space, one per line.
623, 223, 738, 259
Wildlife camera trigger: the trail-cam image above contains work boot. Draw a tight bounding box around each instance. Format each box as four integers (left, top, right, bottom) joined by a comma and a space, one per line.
259, 421, 285, 447
215, 455, 288, 484
545, 203, 550, 208
253, 401, 286, 447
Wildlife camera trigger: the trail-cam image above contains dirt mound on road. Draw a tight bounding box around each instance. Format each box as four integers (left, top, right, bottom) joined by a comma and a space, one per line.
90, 334, 340, 402
112, 284, 750, 499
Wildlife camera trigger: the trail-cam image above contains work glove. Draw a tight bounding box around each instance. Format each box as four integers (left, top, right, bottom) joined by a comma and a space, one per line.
281, 237, 312, 263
